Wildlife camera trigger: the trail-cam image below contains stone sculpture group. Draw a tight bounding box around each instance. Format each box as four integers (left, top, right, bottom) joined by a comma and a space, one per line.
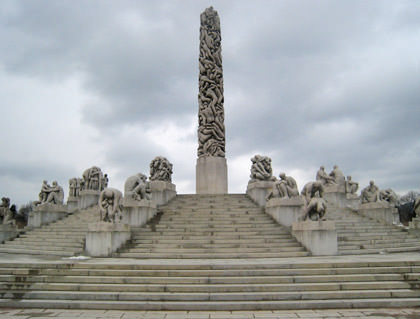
37, 181, 64, 205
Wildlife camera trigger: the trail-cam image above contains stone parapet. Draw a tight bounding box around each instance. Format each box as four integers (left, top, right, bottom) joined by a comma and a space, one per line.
265, 196, 305, 227
122, 199, 157, 227
28, 203, 68, 228
149, 181, 177, 206
196, 156, 228, 194
0, 225, 19, 243
79, 189, 100, 210
292, 220, 337, 256
86, 222, 131, 257
246, 181, 275, 207
359, 201, 400, 226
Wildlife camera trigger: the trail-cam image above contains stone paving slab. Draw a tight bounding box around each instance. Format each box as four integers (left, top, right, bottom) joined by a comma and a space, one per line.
0, 308, 420, 318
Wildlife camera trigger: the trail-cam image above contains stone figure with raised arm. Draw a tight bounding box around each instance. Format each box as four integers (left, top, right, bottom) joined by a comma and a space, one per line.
99, 188, 123, 223
124, 173, 151, 201
149, 156, 173, 182
345, 176, 359, 194
316, 166, 336, 185
361, 180, 380, 203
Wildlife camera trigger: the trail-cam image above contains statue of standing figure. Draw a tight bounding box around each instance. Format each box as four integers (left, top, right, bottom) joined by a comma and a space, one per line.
99, 188, 123, 223
149, 156, 173, 182
124, 173, 151, 201
249, 155, 276, 183
68, 178, 80, 197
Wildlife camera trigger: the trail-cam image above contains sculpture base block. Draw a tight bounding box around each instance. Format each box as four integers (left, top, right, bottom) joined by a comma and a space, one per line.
66, 197, 79, 212
79, 190, 100, 209
122, 199, 157, 227
196, 156, 228, 194
359, 202, 400, 225
324, 191, 360, 209
409, 218, 420, 237
0, 225, 19, 243
292, 221, 337, 256
86, 222, 131, 257
28, 204, 68, 228
149, 181, 177, 206
246, 181, 275, 207
265, 196, 305, 227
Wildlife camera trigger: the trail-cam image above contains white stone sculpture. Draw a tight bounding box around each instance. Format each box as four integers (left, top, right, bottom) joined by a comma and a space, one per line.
301, 181, 324, 204
124, 173, 151, 201
149, 156, 173, 182
345, 176, 359, 194
68, 178, 80, 197
329, 165, 345, 185
197, 7, 225, 158
37, 180, 64, 205
266, 173, 299, 200
99, 188, 123, 223
379, 188, 399, 207
249, 155, 276, 183
0, 197, 15, 226
316, 166, 336, 186
302, 197, 327, 221
361, 180, 380, 203
82, 166, 105, 191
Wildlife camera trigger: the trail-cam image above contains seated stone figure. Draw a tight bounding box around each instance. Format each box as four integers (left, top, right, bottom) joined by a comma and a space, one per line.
38, 180, 51, 203
45, 181, 64, 205
361, 180, 380, 203
329, 165, 345, 185
345, 176, 359, 194
302, 197, 327, 221
379, 188, 399, 207
249, 155, 276, 183
0, 197, 11, 224
124, 173, 151, 201
301, 181, 324, 204
316, 166, 336, 186
149, 156, 173, 182
275, 173, 299, 199
99, 188, 123, 223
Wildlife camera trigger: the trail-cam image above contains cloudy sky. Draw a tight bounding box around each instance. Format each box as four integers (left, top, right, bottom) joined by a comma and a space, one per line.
0, 0, 419, 206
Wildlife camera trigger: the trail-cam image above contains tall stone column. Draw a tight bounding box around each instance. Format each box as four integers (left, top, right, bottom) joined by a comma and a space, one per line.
196, 7, 228, 194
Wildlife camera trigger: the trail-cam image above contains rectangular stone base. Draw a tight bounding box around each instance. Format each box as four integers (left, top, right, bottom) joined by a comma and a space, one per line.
79, 190, 100, 210
0, 225, 19, 243
122, 199, 157, 227
196, 156, 228, 194
66, 197, 79, 212
28, 204, 68, 228
86, 222, 131, 257
149, 181, 177, 206
265, 196, 305, 227
359, 202, 400, 225
292, 221, 337, 256
246, 181, 275, 207
324, 191, 360, 209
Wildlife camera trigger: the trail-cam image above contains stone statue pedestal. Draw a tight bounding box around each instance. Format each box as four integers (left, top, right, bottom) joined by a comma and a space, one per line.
359, 201, 400, 226
196, 156, 228, 194
265, 196, 305, 227
149, 181, 176, 206
0, 225, 19, 243
122, 199, 157, 227
292, 221, 337, 256
86, 222, 131, 257
66, 196, 79, 212
246, 181, 275, 207
324, 185, 360, 209
28, 203, 68, 228
79, 190, 100, 210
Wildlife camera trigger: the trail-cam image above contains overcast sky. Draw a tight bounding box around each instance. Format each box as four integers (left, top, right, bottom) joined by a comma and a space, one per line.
1, 0, 419, 206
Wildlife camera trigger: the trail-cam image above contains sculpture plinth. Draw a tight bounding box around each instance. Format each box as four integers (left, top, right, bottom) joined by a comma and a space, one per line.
122, 198, 157, 227
79, 189, 100, 210
28, 203, 68, 228
359, 201, 400, 226
265, 196, 305, 227
86, 222, 131, 257
292, 220, 337, 256
196, 156, 227, 194
149, 180, 177, 205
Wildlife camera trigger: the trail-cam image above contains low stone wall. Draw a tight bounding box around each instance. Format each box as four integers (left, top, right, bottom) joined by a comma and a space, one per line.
265, 196, 305, 227
358, 202, 400, 226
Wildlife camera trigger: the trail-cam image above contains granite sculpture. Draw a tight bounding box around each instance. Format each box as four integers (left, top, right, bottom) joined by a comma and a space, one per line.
197, 6, 225, 158
150, 157, 173, 182
0, 197, 15, 225
379, 188, 399, 207
302, 197, 327, 221
345, 176, 359, 194
329, 165, 345, 185
361, 180, 380, 203
316, 166, 336, 185
266, 173, 299, 200
82, 166, 105, 191
68, 178, 80, 197
249, 155, 276, 183
99, 188, 123, 223
301, 181, 324, 204
37, 181, 64, 205
124, 173, 151, 201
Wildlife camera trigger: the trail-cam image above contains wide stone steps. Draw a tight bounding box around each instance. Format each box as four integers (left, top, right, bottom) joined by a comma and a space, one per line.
0, 207, 99, 256
0, 260, 419, 310
116, 194, 308, 259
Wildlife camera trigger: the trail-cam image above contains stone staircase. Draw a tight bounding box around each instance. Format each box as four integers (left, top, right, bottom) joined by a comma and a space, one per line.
327, 207, 420, 255
116, 194, 309, 258
0, 259, 419, 310
0, 207, 99, 257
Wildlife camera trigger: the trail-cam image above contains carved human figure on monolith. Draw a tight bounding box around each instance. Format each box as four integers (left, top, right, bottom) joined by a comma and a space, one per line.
124, 173, 151, 201
82, 166, 105, 191
99, 188, 123, 223
316, 166, 336, 185
379, 188, 399, 207
302, 197, 327, 221
301, 181, 324, 204
249, 155, 276, 183
150, 157, 173, 182
345, 176, 359, 194
69, 178, 80, 197
329, 165, 345, 185
197, 6, 225, 158
267, 173, 299, 200
37, 180, 64, 205
361, 180, 380, 203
